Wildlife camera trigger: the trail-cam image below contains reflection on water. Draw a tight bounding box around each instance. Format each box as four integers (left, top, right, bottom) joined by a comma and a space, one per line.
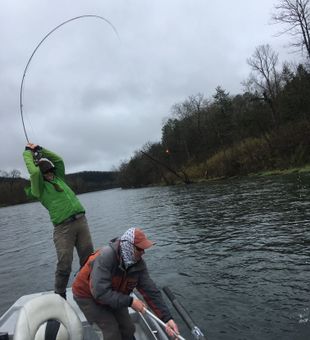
1, 173, 310, 339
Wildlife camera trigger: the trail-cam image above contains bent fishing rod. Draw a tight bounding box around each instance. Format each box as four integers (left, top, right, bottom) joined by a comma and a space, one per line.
19, 14, 120, 143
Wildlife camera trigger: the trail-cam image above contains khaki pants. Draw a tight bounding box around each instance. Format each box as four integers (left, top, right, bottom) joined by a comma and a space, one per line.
74, 297, 135, 340
53, 215, 94, 294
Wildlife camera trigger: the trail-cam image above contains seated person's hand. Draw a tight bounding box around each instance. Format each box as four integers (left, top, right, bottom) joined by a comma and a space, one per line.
131, 298, 146, 313
165, 319, 179, 339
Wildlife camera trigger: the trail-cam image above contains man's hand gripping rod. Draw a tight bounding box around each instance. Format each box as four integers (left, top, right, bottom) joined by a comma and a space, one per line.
142, 308, 186, 340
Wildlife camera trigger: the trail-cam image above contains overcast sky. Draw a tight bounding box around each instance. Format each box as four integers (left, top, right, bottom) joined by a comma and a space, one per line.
0, 0, 299, 177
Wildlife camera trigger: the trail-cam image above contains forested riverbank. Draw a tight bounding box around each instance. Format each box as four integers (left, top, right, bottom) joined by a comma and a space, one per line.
116, 3, 310, 188
117, 58, 310, 188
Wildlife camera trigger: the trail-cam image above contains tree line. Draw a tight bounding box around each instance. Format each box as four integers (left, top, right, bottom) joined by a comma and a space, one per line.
117, 0, 310, 188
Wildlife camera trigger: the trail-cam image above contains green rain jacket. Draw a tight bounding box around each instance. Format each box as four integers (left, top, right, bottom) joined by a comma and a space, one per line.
23, 148, 85, 225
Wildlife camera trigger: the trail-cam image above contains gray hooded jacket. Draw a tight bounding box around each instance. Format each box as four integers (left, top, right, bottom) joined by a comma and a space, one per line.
88, 238, 172, 323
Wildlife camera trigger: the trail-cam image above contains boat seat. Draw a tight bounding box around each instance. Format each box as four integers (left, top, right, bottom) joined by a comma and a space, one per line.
13, 294, 83, 340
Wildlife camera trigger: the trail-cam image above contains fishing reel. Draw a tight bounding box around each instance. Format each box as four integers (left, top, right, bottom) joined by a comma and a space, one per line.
33, 150, 42, 165
25, 145, 42, 164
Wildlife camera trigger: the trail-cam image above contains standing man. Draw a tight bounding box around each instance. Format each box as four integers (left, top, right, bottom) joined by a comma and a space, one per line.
72, 227, 179, 340
23, 143, 94, 299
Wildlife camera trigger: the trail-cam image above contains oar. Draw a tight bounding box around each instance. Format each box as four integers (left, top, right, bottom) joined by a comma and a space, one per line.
163, 287, 206, 340
143, 308, 187, 340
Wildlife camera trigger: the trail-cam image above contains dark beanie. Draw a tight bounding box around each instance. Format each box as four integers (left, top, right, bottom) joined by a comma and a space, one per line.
38, 158, 55, 174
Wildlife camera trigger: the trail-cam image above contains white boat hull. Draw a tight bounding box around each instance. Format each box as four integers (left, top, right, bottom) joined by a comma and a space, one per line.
0, 289, 169, 340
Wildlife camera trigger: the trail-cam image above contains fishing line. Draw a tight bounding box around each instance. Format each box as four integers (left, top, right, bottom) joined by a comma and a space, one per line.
19, 14, 120, 143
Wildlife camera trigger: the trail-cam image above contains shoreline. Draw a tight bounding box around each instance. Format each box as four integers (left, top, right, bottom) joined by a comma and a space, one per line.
2, 165, 309, 208
172, 164, 310, 186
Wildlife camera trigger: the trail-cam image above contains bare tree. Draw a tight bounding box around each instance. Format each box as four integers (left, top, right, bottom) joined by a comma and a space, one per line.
171, 93, 205, 121
244, 44, 283, 127
10, 169, 21, 178
272, 0, 310, 59
0, 170, 9, 178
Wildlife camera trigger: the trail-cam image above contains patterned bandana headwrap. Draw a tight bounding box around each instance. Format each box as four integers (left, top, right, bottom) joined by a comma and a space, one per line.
120, 227, 136, 269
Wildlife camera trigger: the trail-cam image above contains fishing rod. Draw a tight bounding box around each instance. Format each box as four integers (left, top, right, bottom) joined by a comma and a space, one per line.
140, 150, 192, 185
19, 14, 120, 143
163, 286, 206, 340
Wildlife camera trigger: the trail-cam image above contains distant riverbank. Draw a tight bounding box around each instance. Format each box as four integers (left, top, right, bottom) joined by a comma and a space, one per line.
156, 164, 310, 188
1, 164, 310, 208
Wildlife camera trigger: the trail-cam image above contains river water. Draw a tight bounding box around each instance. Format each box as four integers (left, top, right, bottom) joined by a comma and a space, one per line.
1, 174, 310, 339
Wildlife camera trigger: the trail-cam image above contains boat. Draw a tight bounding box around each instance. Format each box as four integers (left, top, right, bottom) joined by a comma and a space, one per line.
0, 289, 170, 340
0, 287, 205, 340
